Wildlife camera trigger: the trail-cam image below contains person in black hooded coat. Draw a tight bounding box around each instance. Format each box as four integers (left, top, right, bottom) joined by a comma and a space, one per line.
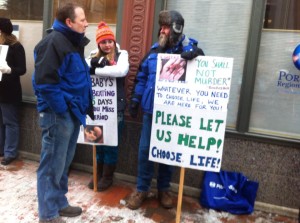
0, 17, 26, 165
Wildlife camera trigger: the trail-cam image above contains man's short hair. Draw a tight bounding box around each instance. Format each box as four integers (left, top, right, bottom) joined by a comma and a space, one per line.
56, 2, 82, 24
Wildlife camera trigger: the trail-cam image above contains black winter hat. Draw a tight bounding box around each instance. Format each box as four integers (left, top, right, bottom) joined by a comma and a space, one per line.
158, 10, 184, 47
0, 17, 13, 35
159, 10, 184, 34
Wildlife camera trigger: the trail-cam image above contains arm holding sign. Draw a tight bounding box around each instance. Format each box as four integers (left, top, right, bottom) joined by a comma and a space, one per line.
94, 49, 129, 77
87, 52, 111, 75
0, 43, 26, 76
88, 56, 110, 74
181, 41, 205, 60
181, 44, 205, 60
0, 60, 11, 74
86, 36, 129, 77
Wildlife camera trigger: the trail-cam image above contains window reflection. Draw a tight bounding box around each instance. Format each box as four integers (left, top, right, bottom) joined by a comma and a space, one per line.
0, 0, 118, 24
55, 0, 117, 24
0, 0, 43, 20
249, 0, 300, 138
264, 0, 300, 30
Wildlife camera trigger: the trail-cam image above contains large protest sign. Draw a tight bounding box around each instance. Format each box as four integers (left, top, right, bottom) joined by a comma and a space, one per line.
77, 76, 118, 146
149, 54, 233, 172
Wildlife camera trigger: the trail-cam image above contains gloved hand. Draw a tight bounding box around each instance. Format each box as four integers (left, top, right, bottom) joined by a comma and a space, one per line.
181, 46, 205, 60
90, 57, 110, 75
129, 100, 139, 118
89, 67, 96, 75
91, 57, 110, 68
0, 64, 11, 74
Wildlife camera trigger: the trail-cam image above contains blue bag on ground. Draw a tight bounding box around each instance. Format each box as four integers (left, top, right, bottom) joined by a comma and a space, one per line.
200, 170, 259, 215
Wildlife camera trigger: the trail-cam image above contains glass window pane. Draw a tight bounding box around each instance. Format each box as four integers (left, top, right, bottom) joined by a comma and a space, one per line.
249, 0, 300, 139
167, 0, 253, 128
263, 0, 300, 30
54, 0, 118, 24
0, 0, 117, 23
0, 0, 43, 20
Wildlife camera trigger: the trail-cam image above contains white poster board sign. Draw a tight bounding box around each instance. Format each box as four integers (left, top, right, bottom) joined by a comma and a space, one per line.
77, 76, 118, 146
149, 54, 233, 172
0, 45, 8, 81
0, 45, 8, 64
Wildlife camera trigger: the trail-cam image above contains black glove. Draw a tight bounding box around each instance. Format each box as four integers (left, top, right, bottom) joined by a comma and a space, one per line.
89, 67, 96, 75
97, 57, 110, 68
181, 46, 205, 60
90, 57, 110, 75
87, 98, 95, 120
91, 57, 100, 68
129, 100, 139, 118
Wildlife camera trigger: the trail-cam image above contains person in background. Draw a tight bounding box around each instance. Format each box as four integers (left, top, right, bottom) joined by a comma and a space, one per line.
32, 3, 93, 223
0, 17, 26, 165
127, 10, 204, 210
86, 21, 129, 191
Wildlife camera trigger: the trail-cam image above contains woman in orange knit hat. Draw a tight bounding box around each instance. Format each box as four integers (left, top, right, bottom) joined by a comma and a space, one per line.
86, 21, 129, 191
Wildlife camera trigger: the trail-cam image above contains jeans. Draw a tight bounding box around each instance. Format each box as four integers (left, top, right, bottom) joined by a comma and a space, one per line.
0, 103, 20, 158
137, 113, 173, 192
96, 112, 124, 164
37, 109, 80, 221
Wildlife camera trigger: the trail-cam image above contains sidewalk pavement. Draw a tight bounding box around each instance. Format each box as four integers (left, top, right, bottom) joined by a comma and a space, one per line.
0, 158, 298, 223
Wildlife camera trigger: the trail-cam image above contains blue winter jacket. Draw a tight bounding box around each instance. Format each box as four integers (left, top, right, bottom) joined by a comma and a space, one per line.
32, 20, 93, 126
132, 35, 203, 114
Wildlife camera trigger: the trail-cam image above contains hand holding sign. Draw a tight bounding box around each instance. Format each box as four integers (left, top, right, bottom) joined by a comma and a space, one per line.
0, 63, 11, 74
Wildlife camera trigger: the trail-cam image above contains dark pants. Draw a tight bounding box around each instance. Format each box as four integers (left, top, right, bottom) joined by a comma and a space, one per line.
0, 103, 20, 158
96, 112, 124, 164
137, 113, 173, 192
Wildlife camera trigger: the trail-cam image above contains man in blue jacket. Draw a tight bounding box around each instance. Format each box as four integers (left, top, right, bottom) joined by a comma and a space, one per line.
32, 3, 93, 223
127, 10, 205, 210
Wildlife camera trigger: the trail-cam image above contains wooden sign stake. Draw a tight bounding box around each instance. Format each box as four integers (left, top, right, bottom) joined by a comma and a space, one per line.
93, 145, 98, 192
176, 167, 185, 223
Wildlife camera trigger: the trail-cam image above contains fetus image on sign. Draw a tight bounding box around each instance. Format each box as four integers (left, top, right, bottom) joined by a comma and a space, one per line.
84, 125, 104, 143
159, 57, 187, 81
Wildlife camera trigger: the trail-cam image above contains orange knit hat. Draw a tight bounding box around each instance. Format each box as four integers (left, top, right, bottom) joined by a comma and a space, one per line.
96, 21, 115, 44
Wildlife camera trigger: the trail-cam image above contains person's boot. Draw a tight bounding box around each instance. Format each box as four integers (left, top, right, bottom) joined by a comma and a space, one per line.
88, 163, 103, 189
98, 164, 116, 191
158, 191, 173, 208
59, 205, 82, 217
127, 190, 149, 210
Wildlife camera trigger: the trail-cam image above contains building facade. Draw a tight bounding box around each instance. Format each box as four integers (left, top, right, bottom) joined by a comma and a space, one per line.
1, 0, 299, 218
